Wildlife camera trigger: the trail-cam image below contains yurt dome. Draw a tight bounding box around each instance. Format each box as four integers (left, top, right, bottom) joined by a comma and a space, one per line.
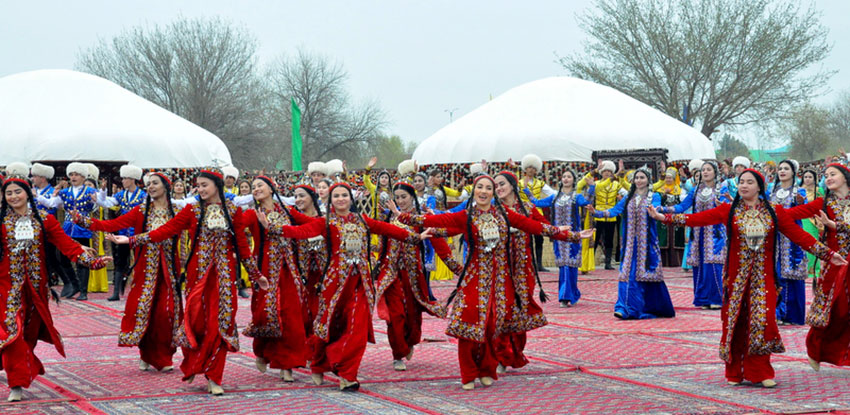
0, 69, 232, 168
413, 77, 715, 164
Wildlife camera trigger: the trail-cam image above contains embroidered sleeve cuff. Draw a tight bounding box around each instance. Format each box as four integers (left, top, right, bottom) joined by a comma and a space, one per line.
431, 228, 451, 238
242, 257, 262, 280
836, 221, 850, 235
131, 232, 151, 248
670, 214, 687, 226
811, 242, 833, 262
444, 257, 464, 275
398, 212, 425, 226
405, 231, 421, 245
541, 223, 560, 237
75, 249, 95, 267
79, 215, 93, 228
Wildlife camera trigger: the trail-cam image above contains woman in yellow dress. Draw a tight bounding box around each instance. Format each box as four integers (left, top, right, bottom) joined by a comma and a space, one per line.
85, 174, 109, 293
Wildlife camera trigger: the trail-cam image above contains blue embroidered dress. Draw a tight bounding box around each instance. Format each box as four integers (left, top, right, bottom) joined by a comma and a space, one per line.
594, 192, 675, 319
669, 182, 729, 307
768, 183, 808, 325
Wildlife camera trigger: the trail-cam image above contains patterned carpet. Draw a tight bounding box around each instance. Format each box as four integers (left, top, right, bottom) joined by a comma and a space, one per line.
0, 267, 841, 414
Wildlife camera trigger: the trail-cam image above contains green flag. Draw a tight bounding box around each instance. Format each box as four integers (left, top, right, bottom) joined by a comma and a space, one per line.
291, 98, 303, 171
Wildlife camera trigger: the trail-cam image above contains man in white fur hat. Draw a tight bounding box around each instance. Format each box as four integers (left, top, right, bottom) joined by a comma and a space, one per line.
96, 164, 146, 301
723, 156, 751, 199
307, 161, 327, 187
578, 159, 628, 270
517, 154, 556, 272
222, 166, 239, 195
459, 161, 488, 201
37, 162, 100, 300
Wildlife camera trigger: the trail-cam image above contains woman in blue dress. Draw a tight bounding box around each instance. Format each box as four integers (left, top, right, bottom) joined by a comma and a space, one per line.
526, 170, 594, 307
768, 159, 808, 325
661, 161, 729, 309
590, 167, 675, 320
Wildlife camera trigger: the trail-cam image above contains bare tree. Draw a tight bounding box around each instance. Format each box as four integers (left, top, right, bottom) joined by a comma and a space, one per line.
266, 48, 387, 166
830, 91, 850, 148
76, 17, 275, 168
560, 0, 833, 138
787, 103, 833, 162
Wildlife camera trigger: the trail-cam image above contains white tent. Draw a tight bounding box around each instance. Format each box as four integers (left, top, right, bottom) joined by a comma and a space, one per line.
413, 77, 715, 164
0, 69, 232, 168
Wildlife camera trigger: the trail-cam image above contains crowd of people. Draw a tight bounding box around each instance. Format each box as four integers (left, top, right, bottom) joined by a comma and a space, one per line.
3, 149, 850, 402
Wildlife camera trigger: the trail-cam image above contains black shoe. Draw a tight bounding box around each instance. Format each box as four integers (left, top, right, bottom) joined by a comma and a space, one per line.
238, 288, 250, 298
76, 292, 88, 301
60, 284, 75, 298
604, 264, 615, 270
107, 289, 120, 301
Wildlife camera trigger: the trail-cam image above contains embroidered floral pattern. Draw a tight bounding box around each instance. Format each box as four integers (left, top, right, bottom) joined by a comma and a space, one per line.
807, 195, 850, 327
553, 192, 581, 268
686, 183, 727, 266
771, 186, 809, 280
620, 195, 664, 283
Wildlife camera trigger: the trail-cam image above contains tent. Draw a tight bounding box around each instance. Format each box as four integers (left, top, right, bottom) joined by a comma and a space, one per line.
0, 69, 232, 168
413, 77, 715, 164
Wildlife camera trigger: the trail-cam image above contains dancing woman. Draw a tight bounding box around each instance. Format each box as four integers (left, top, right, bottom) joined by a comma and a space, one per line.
0, 164, 111, 402
768, 160, 808, 325
241, 176, 307, 382
650, 169, 845, 387
591, 167, 675, 320
288, 184, 327, 338
271, 182, 430, 391
526, 169, 594, 307
397, 175, 590, 390
110, 169, 268, 396
660, 160, 729, 309
76, 172, 181, 373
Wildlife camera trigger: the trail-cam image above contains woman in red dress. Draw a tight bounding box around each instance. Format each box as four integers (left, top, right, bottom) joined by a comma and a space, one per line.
270, 182, 429, 391
241, 176, 307, 382
0, 166, 110, 402
110, 169, 268, 395
378, 182, 461, 371
650, 169, 845, 387
492, 171, 550, 374
77, 172, 181, 373
397, 175, 591, 390
784, 163, 850, 371
288, 185, 326, 340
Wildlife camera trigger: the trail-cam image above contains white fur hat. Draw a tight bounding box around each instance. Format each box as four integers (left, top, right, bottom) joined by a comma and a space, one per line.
85, 163, 99, 181
732, 156, 751, 169
469, 163, 484, 175
599, 160, 616, 173
397, 159, 416, 176
521, 154, 543, 171
119, 164, 143, 180
66, 162, 88, 177
325, 159, 344, 177
30, 162, 55, 179
307, 161, 327, 175
789, 159, 800, 172
222, 166, 239, 179
688, 159, 704, 172
5, 162, 30, 179
142, 172, 152, 186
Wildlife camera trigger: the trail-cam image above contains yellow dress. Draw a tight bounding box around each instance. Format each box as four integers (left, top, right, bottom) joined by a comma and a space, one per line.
87, 207, 109, 292
430, 185, 461, 281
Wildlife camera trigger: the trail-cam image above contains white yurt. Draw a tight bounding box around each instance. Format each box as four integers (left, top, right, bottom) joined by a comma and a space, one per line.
0, 69, 232, 168
413, 77, 715, 164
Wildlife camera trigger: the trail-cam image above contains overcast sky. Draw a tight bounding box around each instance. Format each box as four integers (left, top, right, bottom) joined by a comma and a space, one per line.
2, 0, 848, 150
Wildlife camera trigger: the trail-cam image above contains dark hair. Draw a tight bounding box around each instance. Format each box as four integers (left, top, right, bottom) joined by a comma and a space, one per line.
550, 169, 579, 225
447, 176, 522, 306
294, 186, 323, 217
125, 174, 179, 279
0, 180, 46, 262
427, 168, 443, 178
696, 161, 718, 188
181, 172, 240, 284
253, 176, 295, 272
623, 169, 652, 210
321, 184, 369, 279
373, 183, 428, 281
823, 165, 850, 202
326, 184, 359, 214
773, 159, 798, 189
726, 170, 780, 286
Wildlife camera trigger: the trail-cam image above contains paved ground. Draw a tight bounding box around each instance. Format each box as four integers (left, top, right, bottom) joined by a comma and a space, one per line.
2, 267, 848, 414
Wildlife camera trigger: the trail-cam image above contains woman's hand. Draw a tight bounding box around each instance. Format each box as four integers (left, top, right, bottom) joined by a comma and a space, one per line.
419, 228, 434, 240
647, 206, 666, 221
578, 229, 594, 239
105, 234, 130, 245
256, 276, 270, 290
257, 211, 269, 229
818, 210, 836, 230
829, 252, 848, 267
366, 156, 378, 170
387, 200, 401, 216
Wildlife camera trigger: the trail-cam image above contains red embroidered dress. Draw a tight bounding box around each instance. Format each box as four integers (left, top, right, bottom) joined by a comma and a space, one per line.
786, 195, 850, 366
131, 201, 260, 385
288, 208, 326, 338
373, 214, 459, 361
0, 210, 98, 388
669, 201, 831, 383
241, 205, 308, 371
85, 204, 182, 370
399, 207, 574, 384
276, 212, 419, 383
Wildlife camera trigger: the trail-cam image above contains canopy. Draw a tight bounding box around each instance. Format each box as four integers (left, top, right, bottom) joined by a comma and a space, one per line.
0, 69, 232, 168
413, 77, 715, 164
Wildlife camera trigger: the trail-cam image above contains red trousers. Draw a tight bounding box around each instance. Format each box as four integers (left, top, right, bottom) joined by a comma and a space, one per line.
383, 276, 423, 361
807, 274, 850, 366
134, 271, 177, 370
0, 299, 46, 388
457, 339, 499, 384
179, 272, 233, 385
494, 332, 529, 369
309, 284, 370, 382
725, 294, 774, 383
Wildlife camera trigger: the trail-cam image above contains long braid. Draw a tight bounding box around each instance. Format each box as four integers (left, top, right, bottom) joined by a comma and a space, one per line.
494, 198, 523, 309
445, 194, 475, 306
500, 172, 547, 303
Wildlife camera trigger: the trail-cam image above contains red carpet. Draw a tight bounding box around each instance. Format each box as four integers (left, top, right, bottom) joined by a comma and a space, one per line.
1, 267, 846, 414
